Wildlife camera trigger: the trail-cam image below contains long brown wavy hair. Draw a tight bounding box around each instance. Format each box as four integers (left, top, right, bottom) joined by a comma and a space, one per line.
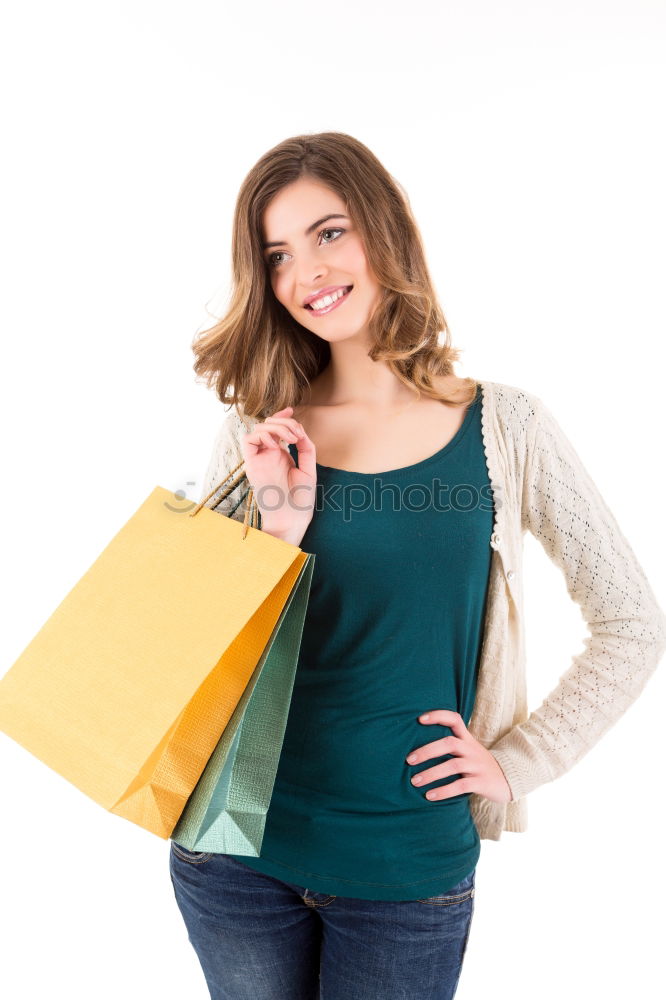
192, 131, 479, 421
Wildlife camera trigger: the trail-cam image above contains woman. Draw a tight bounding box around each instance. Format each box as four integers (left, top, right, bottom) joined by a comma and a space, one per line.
169, 132, 666, 1000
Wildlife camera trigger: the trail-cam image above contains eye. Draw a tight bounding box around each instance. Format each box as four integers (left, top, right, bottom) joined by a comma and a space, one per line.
267, 227, 345, 269
319, 227, 344, 244
267, 250, 288, 269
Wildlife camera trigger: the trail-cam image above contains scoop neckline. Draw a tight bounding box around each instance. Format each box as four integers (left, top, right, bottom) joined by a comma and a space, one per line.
288, 389, 480, 479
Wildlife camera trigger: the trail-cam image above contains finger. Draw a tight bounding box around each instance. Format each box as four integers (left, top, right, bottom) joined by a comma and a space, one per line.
263, 420, 316, 474
246, 423, 291, 447
419, 709, 468, 738
409, 756, 468, 788
265, 409, 296, 421
423, 777, 472, 801
405, 735, 462, 764
243, 429, 280, 454
248, 419, 316, 475
263, 416, 303, 435
291, 430, 317, 480
261, 407, 293, 420
257, 430, 280, 450
261, 419, 299, 441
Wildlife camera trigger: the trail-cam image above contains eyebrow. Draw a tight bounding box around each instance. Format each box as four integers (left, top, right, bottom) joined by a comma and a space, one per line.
262, 214, 349, 251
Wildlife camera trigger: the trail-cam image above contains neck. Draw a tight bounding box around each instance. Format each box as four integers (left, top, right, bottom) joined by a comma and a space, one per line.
310, 335, 420, 409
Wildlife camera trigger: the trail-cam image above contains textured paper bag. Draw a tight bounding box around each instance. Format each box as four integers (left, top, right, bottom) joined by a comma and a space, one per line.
0, 483, 308, 838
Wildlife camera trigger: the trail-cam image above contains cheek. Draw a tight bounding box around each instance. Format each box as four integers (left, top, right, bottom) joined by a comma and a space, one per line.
271, 273, 289, 305
272, 275, 305, 318
343, 238, 374, 282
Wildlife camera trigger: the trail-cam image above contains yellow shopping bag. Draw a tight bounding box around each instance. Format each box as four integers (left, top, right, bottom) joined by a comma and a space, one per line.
0, 461, 309, 839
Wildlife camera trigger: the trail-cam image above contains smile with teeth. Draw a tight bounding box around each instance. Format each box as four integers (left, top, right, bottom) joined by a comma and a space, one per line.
306, 286, 352, 313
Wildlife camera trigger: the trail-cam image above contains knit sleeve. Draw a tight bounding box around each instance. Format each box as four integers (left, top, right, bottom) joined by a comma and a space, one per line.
199, 409, 251, 521
488, 395, 666, 802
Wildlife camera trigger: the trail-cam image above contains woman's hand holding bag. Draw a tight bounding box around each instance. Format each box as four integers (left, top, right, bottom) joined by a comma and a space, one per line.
241, 406, 317, 546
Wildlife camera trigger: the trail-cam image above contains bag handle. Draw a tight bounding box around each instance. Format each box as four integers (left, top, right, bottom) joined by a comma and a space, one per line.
189, 458, 259, 539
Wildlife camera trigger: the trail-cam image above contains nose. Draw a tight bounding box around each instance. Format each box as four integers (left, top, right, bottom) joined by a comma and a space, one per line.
295, 251, 328, 293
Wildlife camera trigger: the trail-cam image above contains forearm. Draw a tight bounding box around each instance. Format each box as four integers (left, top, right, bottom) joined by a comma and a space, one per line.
500, 395, 666, 801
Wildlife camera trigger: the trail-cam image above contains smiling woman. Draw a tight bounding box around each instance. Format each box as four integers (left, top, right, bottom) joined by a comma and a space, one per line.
192, 131, 478, 422
260, 175, 389, 350
181, 132, 488, 999
177, 131, 666, 1000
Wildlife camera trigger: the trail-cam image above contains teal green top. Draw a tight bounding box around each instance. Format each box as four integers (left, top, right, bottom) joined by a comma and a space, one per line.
228, 386, 493, 900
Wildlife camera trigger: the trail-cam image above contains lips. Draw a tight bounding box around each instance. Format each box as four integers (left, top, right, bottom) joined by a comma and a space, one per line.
304, 285, 353, 310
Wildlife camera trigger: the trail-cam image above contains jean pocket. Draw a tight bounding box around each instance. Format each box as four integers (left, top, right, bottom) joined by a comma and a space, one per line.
170, 840, 214, 865
416, 867, 475, 905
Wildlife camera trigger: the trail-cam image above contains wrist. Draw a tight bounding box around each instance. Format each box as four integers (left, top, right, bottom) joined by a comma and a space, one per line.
261, 521, 309, 547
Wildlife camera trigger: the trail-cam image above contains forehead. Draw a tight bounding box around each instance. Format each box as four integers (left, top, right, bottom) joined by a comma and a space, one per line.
262, 177, 346, 237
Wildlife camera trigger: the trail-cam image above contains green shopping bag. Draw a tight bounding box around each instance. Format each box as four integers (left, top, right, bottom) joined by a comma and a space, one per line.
170, 552, 315, 854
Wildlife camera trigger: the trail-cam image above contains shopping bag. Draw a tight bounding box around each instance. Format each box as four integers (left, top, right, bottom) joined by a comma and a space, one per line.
171, 550, 314, 855
0, 460, 311, 839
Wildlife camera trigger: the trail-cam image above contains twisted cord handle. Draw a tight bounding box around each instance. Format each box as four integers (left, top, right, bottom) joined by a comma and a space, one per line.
189, 457, 259, 539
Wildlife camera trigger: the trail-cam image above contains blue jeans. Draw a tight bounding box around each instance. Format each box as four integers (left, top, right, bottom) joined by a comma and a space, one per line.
169, 843, 476, 1000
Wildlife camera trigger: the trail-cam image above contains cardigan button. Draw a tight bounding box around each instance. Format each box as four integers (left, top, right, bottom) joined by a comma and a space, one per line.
490, 531, 501, 548
507, 570, 515, 580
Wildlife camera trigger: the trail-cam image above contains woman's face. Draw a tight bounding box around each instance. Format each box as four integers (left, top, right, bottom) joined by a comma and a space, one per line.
261, 176, 382, 343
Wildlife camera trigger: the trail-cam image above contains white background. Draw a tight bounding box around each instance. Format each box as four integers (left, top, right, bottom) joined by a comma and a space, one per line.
1, 2, 665, 997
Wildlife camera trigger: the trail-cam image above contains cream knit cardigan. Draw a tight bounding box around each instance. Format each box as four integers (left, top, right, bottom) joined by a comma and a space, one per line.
199, 379, 666, 841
